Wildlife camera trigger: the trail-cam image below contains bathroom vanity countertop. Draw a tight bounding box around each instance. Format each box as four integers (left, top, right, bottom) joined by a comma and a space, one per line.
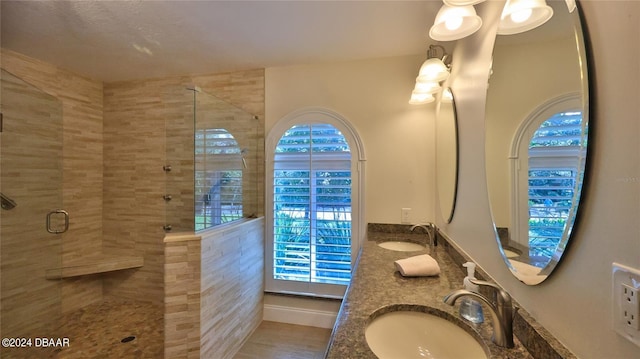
325, 231, 533, 359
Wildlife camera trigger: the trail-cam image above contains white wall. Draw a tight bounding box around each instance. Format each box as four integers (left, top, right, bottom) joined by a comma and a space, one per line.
265, 56, 437, 226
440, 1, 640, 358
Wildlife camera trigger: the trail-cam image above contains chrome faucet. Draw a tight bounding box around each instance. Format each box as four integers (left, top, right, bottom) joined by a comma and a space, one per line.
410, 222, 437, 246
443, 279, 516, 348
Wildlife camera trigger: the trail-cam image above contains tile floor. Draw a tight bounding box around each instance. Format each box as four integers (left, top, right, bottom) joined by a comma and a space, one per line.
234, 321, 332, 359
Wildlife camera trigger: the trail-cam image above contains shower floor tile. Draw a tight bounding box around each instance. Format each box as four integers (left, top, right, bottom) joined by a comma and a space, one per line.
53, 297, 163, 359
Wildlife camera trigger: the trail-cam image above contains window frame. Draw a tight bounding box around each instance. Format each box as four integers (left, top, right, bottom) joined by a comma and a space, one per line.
265, 108, 366, 299
509, 93, 585, 251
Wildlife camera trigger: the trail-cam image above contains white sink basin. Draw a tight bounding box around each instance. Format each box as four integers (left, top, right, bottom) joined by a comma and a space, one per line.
365, 308, 488, 359
378, 241, 425, 252
509, 259, 547, 285
509, 259, 542, 275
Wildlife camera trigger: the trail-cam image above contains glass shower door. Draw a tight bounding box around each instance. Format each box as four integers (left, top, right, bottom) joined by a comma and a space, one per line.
0, 69, 63, 356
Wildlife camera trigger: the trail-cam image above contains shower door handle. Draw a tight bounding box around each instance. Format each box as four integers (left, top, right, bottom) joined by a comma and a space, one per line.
46, 209, 69, 234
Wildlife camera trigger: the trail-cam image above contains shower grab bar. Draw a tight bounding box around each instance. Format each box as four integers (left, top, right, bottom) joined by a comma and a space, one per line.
1, 192, 17, 210
46, 209, 69, 234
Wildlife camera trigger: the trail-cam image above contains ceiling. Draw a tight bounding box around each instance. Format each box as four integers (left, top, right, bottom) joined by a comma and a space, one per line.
1, 0, 444, 82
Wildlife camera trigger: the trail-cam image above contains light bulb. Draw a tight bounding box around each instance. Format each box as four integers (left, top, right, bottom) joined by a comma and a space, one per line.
445, 16, 463, 30
510, 8, 532, 23
498, 0, 553, 35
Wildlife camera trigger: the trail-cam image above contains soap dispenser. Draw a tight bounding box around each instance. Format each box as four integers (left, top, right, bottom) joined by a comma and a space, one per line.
459, 262, 484, 324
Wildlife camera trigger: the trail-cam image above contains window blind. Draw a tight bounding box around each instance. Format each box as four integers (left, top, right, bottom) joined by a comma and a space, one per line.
529, 111, 585, 148
195, 128, 243, 230
527, 111, 585, 262
527, 168, 575, 260
272, 124, 352, 286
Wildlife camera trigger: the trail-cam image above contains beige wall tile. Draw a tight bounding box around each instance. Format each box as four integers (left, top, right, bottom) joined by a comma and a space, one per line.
163, 218, 264, 359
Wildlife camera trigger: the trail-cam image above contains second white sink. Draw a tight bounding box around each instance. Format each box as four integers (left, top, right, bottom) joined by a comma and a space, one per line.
509, 259, 547, 285
365, 307, 488, 359
377, 241, 425, 252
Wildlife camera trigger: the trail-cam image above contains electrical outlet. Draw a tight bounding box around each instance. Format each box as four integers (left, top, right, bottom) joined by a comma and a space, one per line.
613, 262, 640, 347
622, 284, 639, 330
401, 208, 411, 224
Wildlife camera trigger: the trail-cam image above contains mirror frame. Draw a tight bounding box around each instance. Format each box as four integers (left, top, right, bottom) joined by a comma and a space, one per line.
436, 88, 460, 224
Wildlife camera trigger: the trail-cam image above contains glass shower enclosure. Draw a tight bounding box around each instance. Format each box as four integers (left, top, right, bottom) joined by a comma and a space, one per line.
0, 69, 65, 358
164, 87, 261, 233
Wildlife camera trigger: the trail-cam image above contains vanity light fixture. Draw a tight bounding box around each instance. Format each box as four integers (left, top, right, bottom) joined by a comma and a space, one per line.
416, 45, 450, 83
409, 79, 440, 105
409, 45, 451, 105
429, 3, 482, 41
416, 58, 449, 84
498, 0, 554, 35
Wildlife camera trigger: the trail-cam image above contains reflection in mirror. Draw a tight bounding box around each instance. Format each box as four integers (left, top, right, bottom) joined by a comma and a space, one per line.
485, 0, 589, 285
436, 88, 459, 223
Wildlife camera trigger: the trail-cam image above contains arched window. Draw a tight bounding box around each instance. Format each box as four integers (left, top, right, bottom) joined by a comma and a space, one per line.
510, 94, 587, 266
266, 108, 365, 298
195, 128, 243, 230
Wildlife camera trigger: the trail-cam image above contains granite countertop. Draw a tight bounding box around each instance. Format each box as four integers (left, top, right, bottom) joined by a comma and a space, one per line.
325, 230, 533, 359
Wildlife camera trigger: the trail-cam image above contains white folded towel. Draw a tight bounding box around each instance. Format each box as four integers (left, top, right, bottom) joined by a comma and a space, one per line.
394, 254, 441, 277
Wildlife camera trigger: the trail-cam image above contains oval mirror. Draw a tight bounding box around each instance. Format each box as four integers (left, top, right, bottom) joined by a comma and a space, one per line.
485, 0, 590, 285
436, 88, 459, 223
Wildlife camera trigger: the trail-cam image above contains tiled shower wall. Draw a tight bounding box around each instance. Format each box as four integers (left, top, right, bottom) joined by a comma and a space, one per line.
2, 49, 105, 313
164, 217, 264, 359
199, 218, 264, 358
102, 76, 190, 303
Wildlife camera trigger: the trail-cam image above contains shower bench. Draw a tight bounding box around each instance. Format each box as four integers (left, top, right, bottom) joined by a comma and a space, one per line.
45, 254, 143, 279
